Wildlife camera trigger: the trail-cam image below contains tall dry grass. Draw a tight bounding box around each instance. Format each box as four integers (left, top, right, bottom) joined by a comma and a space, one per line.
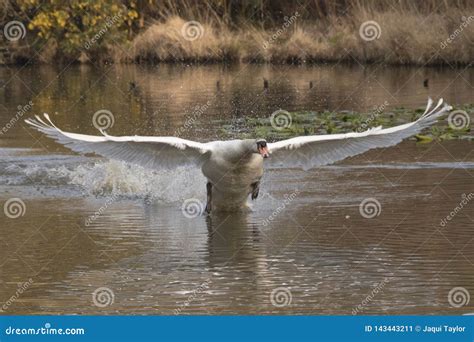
1, 0, 472, 65
125, 6, 473, 65
124, 17, 239, 63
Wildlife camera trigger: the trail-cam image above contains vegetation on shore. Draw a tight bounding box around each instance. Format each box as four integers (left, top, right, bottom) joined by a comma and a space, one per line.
1, 0, 473, 66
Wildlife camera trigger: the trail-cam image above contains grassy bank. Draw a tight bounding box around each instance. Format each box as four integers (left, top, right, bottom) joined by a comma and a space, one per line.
125, 12, 473, 65
2, 1, 473, 65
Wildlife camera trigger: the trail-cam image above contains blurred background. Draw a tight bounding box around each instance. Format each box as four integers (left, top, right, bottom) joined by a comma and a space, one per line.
0, 0, 473, 65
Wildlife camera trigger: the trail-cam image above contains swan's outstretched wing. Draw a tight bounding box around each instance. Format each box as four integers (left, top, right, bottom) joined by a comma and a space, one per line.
267, 98, 452, 170
25, 114, 211, 169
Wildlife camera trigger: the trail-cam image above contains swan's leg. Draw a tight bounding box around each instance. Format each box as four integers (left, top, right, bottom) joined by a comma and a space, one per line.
205, 181, 212, 214
251, 181, 260, 200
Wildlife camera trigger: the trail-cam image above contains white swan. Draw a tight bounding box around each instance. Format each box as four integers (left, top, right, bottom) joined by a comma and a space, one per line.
25, 98, 451, 212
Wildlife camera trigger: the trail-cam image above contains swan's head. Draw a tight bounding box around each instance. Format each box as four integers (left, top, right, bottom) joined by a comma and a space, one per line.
255, 139, 269, 158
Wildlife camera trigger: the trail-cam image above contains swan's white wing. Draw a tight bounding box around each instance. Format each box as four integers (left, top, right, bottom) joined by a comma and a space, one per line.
267, 99, 452, 170
25, 114, 211, 169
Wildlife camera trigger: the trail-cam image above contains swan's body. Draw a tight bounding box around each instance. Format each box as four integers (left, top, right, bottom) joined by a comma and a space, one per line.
202, 140, 264, 210
25, 98, 452, 212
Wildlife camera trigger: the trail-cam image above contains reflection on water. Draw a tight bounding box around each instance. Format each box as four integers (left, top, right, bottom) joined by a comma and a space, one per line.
1, 63, 473, 143
0, 64, 473, 315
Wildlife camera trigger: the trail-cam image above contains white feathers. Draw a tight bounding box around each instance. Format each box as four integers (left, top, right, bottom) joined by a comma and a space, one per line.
267, 98, 452, 169
25, 115, 211, 169
25, 98, 452, 172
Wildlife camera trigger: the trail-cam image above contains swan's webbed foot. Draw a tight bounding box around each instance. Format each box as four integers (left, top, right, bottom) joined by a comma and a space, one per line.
251, 181, 260, 200
205, 181, 212, 214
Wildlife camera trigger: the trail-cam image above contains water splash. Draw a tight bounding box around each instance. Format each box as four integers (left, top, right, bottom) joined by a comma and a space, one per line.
69, 160, 205, 202
0, 152, 206, 202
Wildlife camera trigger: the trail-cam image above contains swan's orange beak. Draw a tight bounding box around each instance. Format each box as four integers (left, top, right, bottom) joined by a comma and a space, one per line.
258, 146, 270, 158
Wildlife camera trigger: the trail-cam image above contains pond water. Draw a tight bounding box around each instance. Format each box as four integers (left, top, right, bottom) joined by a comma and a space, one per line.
0, 63, 473, 315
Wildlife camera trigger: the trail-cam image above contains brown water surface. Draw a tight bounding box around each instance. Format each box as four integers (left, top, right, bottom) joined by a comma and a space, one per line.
0, 64, 473, 314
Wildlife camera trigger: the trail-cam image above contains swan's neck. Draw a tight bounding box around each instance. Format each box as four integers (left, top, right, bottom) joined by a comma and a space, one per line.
224, 140, 255, 164
230, 151, 254, 164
